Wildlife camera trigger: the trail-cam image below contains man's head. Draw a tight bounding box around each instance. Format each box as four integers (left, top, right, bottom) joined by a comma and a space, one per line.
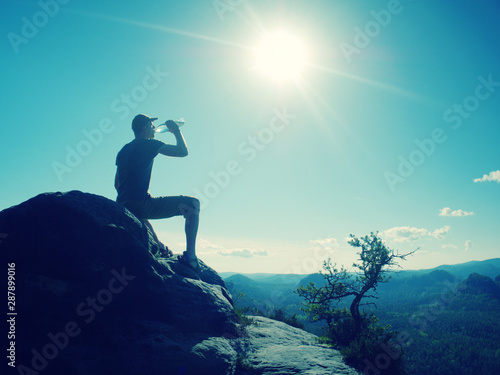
132, 114, 158, 139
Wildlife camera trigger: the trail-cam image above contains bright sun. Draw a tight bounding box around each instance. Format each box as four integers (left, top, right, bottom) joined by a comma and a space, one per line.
254, 31, 307, 82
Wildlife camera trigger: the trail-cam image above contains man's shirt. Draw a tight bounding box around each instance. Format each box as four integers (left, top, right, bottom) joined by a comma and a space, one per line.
115, 138, 164, 201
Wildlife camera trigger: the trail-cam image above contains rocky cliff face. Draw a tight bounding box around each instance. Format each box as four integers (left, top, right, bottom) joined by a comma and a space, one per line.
0, 191, 358, 375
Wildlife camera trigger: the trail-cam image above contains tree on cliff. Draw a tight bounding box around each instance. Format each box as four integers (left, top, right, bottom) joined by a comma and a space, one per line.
297, 232, 416, 373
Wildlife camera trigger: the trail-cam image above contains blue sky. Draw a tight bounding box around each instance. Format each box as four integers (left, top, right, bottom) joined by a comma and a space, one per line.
1, 0, 499, 274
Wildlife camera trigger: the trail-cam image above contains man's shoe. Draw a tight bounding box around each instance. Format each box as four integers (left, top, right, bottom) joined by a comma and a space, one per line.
158, 248, 171, 258
179, 252, 201, 273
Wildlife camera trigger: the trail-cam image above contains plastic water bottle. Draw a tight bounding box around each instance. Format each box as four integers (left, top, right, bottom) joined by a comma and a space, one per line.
155, 118, 186, 133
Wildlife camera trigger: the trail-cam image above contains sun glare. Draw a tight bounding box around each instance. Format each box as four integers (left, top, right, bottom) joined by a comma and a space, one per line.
254, 31, 307, 82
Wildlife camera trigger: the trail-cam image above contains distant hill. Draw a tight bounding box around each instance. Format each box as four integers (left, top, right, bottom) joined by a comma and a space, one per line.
375, 269, 458, 297
462, 272, 500, 299
220, 272, 306, 285
405, 258, 500, 279
296, 273, 325, 288
225, 273, 259, 287
223, 257, 500, 321
223, 257, 500, 333
222, 258, 500, 285
256, 274, 304, 285
225, 273, 302, 314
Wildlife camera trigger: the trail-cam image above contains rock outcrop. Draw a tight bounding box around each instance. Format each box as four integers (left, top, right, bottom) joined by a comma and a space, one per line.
238, 317, 360, 375
0, 191, 359, 375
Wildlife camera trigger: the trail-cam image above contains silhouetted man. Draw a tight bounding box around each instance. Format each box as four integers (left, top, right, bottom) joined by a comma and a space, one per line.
114, 114, 200, 271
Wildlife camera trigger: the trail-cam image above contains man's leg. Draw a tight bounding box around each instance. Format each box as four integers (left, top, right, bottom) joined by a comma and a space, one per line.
180, 198, 200, 259
145, 196, 200, 259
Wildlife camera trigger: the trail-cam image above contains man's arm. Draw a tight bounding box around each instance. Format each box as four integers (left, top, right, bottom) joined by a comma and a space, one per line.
158, 121, 188, 157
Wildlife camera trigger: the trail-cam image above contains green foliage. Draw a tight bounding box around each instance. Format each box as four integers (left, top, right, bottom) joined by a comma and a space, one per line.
231, 292, 259, 332
297, 232, 415, 373
235, 311, 257, 328
230, 286, 306, 330
338, 314, 406, 375
376, 278, 500, 375
234, 353, 256, 373
462, 272, 500, 298
267, 307, 305, 329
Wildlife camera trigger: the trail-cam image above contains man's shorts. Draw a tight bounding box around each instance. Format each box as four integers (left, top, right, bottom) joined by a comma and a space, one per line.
118, 195, 199, 220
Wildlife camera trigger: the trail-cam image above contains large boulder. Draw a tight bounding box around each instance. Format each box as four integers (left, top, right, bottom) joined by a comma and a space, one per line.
0, 191, 237, 375
0, 191, 360, 375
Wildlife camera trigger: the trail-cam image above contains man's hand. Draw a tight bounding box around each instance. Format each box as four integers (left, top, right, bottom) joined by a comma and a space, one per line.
165, 120, 180, 133
158, 120, 188, 157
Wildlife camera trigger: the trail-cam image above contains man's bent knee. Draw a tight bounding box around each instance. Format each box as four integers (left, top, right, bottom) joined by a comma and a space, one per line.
191, 197, 200, 213
180, 196, 200, 218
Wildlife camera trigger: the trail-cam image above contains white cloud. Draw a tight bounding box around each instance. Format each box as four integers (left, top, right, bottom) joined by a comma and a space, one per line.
311, 237, 338, 245
474, 170, 500, 183
197, 239, 268, 258
465, 240, 472, 252
430, 225, 451, 240
383, 225, 450, 242
253, 249, 269, 256
198, 239, 225, 251
383, 226, 429, 242
442, 244, 458, 249
220, 249, 253, 258
439, 207, 474, 217
310, 237, 339, 249
220, 248, 269, 258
